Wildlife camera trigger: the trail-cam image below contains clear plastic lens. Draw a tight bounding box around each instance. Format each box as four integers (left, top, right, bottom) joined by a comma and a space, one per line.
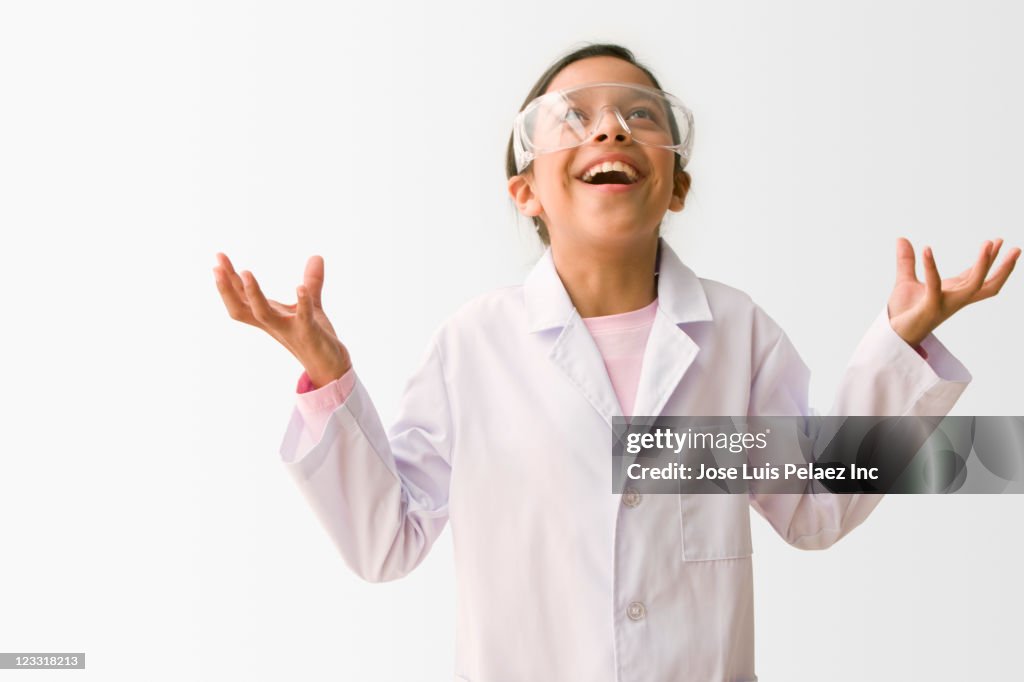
531, 105, 672, 148
513, 82, 693, 173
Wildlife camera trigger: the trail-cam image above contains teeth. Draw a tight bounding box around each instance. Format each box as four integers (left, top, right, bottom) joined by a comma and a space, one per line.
581, 160, 640, 183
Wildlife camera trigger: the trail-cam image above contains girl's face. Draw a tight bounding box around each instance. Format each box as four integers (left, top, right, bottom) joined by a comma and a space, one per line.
509, 56, 687, 251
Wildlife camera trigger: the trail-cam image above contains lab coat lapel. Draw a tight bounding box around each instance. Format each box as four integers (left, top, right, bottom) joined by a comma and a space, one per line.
523, 247, 623, 428
630, 240, 713, 422
617, 242, 713, 499
521, 239, 713, 431
629, 309, 700, 420
549, 310, 624, 427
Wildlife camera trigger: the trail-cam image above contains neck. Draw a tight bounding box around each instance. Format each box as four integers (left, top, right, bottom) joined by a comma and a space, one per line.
549, 235, 660, 318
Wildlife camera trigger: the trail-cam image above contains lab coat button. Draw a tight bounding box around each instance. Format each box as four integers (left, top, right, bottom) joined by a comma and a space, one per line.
626, 601, 646, 621
622, 488, 642, 508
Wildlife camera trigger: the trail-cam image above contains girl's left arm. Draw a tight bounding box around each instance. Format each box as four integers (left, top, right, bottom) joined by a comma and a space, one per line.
746, 236, 1018, 550
746, 302, 971, 550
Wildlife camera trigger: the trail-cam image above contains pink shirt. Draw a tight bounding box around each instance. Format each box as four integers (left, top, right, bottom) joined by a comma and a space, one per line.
579, 297, 658, 417
294, 299, 661, 442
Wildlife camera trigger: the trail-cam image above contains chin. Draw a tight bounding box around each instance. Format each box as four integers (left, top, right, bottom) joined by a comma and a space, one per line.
582, 223, 659, 247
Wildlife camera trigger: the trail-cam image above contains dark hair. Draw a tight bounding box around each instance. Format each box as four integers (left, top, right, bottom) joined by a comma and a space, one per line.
505, 43, 693, 245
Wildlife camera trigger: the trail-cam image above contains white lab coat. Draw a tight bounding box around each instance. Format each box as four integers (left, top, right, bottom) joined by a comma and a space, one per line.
279, 237, 971, 682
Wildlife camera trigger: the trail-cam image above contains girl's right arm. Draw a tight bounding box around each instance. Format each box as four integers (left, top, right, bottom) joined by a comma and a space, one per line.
213, 253, 453, 582
277, 336, 453, 582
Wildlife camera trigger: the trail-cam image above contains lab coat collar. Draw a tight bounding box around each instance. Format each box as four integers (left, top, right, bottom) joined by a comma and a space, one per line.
523, 236, 713, 332
523, 236, 713, 435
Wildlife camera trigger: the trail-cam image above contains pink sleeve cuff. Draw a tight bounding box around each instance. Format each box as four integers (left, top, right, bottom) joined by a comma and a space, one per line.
294, 368, 357, 444
296, 368, 356, 399
296, 371, 317, 394
913, 344, 928, 360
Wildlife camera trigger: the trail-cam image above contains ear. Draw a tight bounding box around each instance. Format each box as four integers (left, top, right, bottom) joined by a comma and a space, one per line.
508, 173, 543, 218
668, 169, 688, 213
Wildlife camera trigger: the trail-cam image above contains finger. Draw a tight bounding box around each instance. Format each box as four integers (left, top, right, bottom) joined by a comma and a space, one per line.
296, 284, 315, 329
988, 238, 1004, 268
215, 253, 249, 302
964, 240, 994, 293
213, 266, 254, 323
304, 255, 326, 309
975, 247, 1021, 300
944, 240, 995, 285
895, 237, 918, 283
923, 247, 942, 305
241, 270, 278, 327
215, 252, 235, 272
216, 252, 243, 280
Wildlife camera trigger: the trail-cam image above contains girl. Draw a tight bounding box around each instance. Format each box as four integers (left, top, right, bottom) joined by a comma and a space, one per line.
213, 43, 1018, 682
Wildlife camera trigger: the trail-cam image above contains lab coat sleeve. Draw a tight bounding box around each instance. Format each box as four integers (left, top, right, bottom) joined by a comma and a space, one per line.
293, 367, 358, 450
278, 337, 453, 582
747, 304, 972, 550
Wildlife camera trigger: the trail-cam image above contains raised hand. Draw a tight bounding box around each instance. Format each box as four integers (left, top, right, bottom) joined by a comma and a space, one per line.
887, 238, 1021, 347
213, 253, 352, 388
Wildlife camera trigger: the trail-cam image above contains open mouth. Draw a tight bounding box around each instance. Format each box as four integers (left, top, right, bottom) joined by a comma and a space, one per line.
583, 170, 636, 185
579, 161, 643, 186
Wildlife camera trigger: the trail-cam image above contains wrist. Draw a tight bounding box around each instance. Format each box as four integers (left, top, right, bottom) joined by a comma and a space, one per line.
886, 306, 931, 348
299, 341, 352, 389
306, 362, 351, 390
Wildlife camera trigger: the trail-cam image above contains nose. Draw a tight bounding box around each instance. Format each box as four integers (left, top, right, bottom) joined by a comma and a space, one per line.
589, 106, 632, 144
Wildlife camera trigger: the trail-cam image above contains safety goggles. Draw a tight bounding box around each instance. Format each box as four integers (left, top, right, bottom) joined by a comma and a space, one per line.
512, 82, 694, 174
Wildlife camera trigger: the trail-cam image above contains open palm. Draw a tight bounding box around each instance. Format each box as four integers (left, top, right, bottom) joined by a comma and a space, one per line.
213, 252, 352, 388
887, 238, 1020, 347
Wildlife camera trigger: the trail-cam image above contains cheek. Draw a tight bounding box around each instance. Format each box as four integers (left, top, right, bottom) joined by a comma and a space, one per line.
644, 173, 673, 201
532, 167, 575, 203
656, 161, 682, 197
534, 151, 574, 182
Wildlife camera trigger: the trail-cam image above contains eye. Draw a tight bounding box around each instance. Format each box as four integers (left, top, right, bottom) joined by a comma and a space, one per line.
561, 108, 586, 122
628, 108, 656, 121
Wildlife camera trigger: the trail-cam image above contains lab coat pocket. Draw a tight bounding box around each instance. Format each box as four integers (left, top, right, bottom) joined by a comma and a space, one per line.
679, 493, 753, 561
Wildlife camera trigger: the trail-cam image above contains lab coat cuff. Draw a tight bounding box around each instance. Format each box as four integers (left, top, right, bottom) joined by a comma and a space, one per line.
861, 305, 972, 413
281, 368, 359, 467
279, 373, 395, 483
295, 367, 357, 417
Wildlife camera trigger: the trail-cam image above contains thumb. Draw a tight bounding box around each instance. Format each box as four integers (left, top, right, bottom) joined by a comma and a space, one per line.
894, 237, 918, 284
303, 255, 326, 308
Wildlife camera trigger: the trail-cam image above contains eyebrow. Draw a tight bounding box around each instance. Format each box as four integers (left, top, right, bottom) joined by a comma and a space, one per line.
560, 91, 663, 110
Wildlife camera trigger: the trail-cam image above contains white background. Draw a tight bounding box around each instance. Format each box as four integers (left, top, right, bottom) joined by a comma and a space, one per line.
2, 1, 1023, 680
